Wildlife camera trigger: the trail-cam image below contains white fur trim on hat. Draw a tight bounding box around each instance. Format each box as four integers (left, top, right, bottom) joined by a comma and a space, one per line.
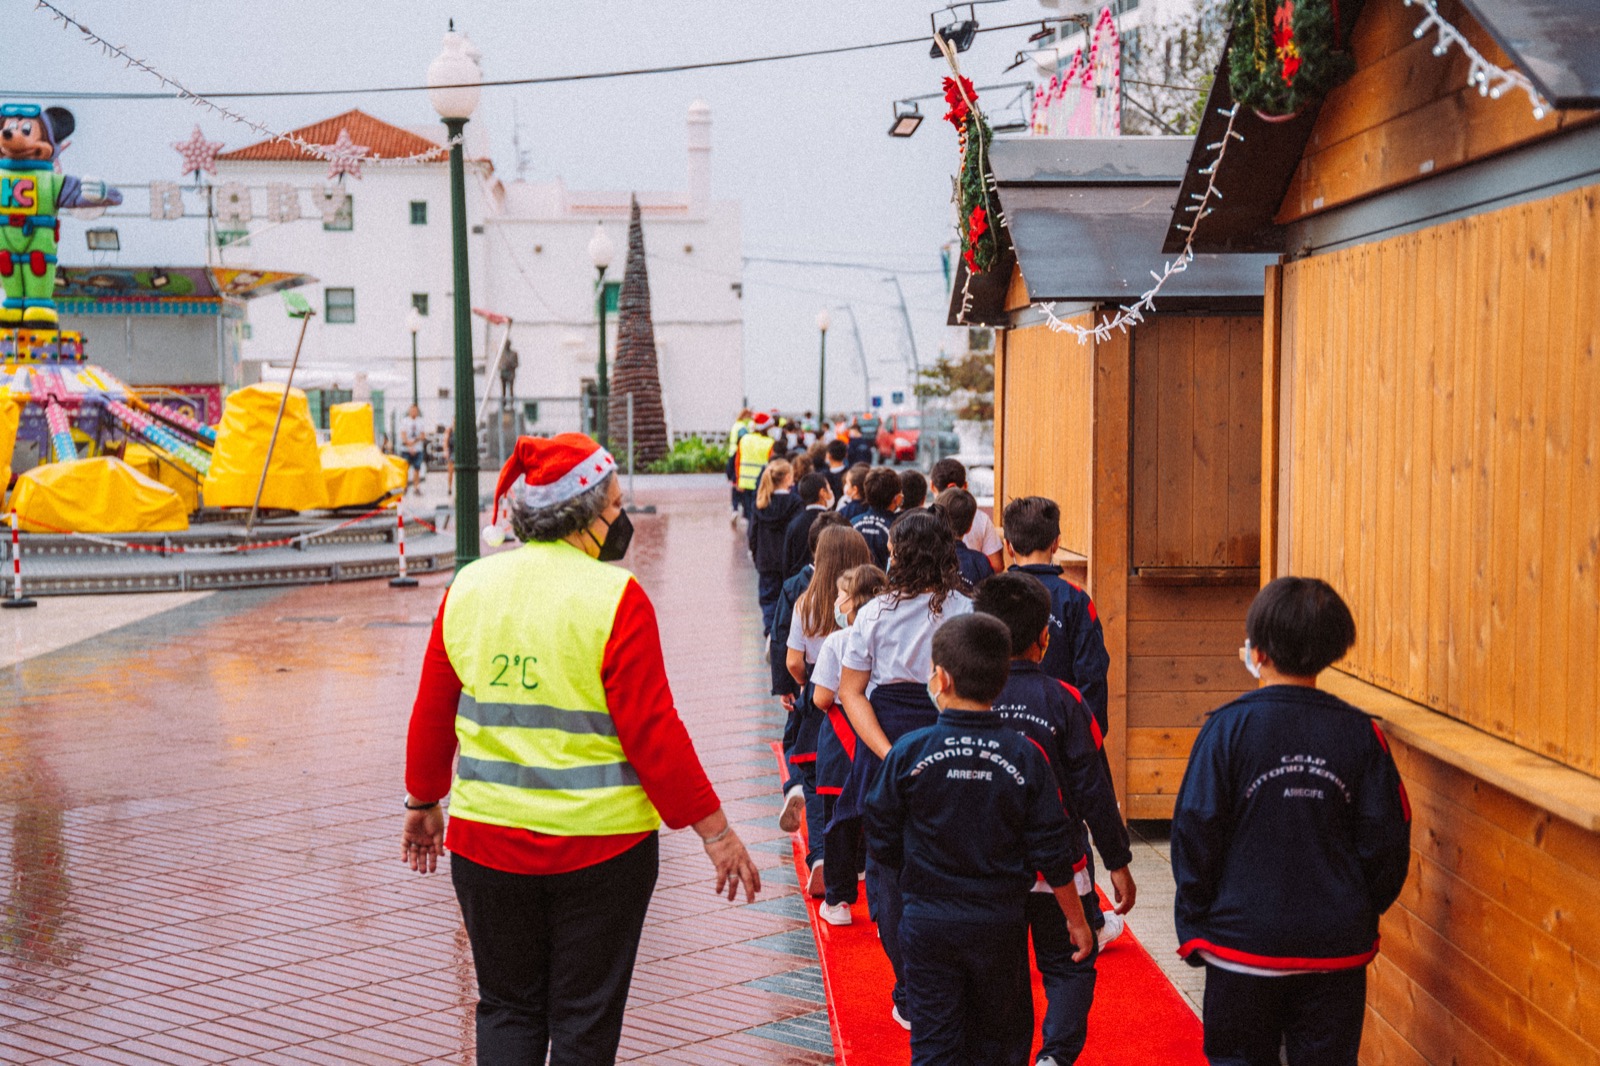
513, 446, 617, 511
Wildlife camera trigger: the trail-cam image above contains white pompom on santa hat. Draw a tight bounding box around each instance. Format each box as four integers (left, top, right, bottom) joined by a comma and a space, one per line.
484, 433, 617, 546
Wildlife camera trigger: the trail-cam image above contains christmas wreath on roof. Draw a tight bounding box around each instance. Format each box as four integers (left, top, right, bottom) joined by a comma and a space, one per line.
1227, 0, 1354, 118
945, 75, 1002, 276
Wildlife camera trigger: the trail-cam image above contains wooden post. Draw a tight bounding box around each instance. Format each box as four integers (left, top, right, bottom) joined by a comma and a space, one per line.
1090, 317, 1132, 803
1261, 263, 1284, 586
992, 327, 1007, 525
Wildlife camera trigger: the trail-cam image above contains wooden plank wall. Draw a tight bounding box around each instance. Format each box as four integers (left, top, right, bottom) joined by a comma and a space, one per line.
1276, 0, 1597, 224
1362, 736, 1600, 1065
1124, 581, 1257, 818
1130, 315, 1265, 568
1089, 320, 1131, 804
998, 321, 1095, 555
1281, 183, 1600, 776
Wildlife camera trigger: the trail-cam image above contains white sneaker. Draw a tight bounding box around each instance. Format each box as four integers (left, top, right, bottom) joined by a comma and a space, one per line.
1098, 910, 1126, 949
892, 1005, 911, 1031
819, 901, 852, 926
807, 860, 825, 898
778, 786, 805, 833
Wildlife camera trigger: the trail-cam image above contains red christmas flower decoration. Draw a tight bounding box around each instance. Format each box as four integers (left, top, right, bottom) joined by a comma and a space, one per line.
1272, 1, 1302, 86
943, 75, 978, 126
968, 205, 988, 241
963, 247, 979, 272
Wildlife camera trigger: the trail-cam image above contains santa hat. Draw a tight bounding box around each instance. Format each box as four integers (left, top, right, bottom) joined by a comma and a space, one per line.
486, 434, 617, 542
751, 411, 772, 428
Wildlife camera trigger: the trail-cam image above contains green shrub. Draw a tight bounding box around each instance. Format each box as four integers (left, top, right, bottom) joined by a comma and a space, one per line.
646, 436, 727, 474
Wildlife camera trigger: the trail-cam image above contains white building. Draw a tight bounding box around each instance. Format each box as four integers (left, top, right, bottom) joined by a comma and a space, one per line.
216, 109, 493, 436
477, 100, 744, 440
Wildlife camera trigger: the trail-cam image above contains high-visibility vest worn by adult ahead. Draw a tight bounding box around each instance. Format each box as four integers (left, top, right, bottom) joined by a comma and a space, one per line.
442, 539, 661, 836
736, 432, 773, 491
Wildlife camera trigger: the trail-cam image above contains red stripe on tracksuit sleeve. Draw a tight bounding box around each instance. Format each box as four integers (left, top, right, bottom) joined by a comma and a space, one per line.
603, 579, 722, 830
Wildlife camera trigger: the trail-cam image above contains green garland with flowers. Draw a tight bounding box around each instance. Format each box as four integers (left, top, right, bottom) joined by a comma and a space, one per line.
1226, 0, 1354, 117
945, 76, 1002, 276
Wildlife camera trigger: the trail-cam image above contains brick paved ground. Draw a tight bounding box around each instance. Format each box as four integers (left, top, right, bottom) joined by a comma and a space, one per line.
0, 479, 832, 1064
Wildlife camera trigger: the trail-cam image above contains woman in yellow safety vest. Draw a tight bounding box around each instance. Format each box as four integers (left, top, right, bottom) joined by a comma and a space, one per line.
403, 432, 760, 1065
726, 407, 754, 522
734, 411, 777, 523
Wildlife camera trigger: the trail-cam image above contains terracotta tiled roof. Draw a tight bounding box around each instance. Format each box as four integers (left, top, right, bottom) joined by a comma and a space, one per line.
218, 109, 443, 162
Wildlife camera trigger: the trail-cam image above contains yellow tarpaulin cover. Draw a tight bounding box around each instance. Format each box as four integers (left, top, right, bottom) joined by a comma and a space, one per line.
319, 442, 406, 509
329, 401, 374, 446
123, 442, 200, 514
0, 397, 19, 492
203, 383, 329, 510
12, 457, 188, 533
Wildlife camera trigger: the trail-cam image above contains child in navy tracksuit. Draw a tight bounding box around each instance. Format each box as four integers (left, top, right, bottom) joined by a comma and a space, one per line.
935, 487, 995, 590
866, 613, 1095, 1066
749, 459, 801, 634
838, 463, 872, 523
1001, 496, 1112, 733
976, 574, 1137, 1066
850, 467, 901, 570
1172, 577, 1411, 1066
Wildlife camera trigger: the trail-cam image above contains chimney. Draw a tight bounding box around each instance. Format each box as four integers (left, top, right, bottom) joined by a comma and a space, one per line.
686, 99, 711, 218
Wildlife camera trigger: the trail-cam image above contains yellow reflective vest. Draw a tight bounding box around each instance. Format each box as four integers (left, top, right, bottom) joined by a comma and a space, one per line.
736, 431, 774, 491
442, 540, 661, 836
727, 418, 753, 457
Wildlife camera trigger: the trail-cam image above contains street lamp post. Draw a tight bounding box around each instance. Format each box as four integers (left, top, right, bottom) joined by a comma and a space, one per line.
404, 306, 423, 410
587, 222, 615, 448
816, 309, 831, 428
428, 25, 483, 567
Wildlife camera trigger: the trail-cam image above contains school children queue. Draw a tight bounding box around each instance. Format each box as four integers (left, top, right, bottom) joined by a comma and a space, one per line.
729, 412, 1414, 1066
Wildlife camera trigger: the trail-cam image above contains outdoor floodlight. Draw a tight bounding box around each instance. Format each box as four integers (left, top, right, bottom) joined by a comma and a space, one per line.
85, 227, 119, 252
150, 271, 170, 289
889, 102, 924, 138
929, 6, 979, 57
405, 306, 425, 334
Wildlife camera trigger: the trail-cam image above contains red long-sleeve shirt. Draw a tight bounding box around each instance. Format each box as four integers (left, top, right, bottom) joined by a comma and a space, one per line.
405, 580, 721, 874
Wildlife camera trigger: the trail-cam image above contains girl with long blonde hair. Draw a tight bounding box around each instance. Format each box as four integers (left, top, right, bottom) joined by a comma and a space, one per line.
749, 458, 799, 634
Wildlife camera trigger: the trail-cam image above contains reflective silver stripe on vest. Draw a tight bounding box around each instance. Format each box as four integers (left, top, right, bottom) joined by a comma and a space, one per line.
456, 755, 641, 792
457, 694, 619, 737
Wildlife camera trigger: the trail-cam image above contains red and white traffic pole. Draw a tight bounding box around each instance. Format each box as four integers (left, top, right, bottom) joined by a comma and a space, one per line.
3, 511, 37, 609
389, 506, 418, 589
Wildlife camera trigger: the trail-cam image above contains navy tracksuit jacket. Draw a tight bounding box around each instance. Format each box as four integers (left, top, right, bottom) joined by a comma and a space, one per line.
993, 660, 1131, 1064
1009, 564, 1112, 734
866, 709, 1087, 1066
851, 508, 894, 571
781, 505, 827, 580
1171, 685, 1412, 972
954, 543, 992, 589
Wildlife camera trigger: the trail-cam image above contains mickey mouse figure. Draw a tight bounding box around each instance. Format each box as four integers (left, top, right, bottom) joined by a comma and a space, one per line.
0, 103, 122, 326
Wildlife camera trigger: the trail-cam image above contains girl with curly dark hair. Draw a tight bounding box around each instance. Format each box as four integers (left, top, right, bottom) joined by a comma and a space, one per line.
831, 511, 973, 1027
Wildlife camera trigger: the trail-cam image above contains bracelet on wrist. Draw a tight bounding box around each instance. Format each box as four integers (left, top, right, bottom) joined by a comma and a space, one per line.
702, 824, 733, 846
404, 799, 439, 811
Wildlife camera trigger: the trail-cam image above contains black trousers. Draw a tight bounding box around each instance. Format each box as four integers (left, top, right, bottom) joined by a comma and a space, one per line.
1027, 891, 1100, 1065
452, 836, 659, 1066
821, 795, 861, 906
902, 912, 1033, 1066
1201, 963, 1367, 1066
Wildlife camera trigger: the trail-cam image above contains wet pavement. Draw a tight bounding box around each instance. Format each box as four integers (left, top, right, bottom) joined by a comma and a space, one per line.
0, 477, 831, 1064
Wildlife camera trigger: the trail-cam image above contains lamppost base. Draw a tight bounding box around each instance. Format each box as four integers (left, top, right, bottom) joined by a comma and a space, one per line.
2, 596, 38, 609
388, 576, 420, 589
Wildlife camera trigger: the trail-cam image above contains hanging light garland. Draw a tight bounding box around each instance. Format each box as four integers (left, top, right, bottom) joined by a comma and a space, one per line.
1034, 103, 1245, 344
32, 0, 463, 166
1402, 0, 1553, 120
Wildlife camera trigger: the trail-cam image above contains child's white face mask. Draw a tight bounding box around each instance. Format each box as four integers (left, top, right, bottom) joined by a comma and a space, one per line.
1240, 639, 1262, 680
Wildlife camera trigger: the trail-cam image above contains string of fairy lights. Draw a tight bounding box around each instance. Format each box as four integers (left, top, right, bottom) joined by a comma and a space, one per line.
1403, 0, 1553, 120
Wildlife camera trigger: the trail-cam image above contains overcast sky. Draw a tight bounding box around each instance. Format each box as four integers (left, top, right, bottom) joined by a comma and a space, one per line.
8, 0, 1054, 412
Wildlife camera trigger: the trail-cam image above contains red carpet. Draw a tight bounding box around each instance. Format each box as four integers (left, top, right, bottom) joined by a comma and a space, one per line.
771, 743, 1206, 1065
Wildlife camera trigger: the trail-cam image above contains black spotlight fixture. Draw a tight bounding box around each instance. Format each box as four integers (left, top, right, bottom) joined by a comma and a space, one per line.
889, 101, 924, 138
150, 270, 170, 289
930, 5, 979, 57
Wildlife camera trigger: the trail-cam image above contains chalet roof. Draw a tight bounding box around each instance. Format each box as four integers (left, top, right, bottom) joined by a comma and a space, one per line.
1161, 0, 1600, 254
219, 109, 442, 162
949, 136, 1273, 327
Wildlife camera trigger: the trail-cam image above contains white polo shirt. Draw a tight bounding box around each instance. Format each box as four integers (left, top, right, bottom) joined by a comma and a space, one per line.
842, 589, 974, 694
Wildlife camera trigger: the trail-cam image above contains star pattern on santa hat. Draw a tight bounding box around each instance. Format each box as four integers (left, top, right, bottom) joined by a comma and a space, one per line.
324, 128, 370, 182
172, 125, 224, 178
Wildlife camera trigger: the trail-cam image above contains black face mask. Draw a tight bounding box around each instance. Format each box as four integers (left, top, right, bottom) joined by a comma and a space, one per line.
589, 510, 634, 562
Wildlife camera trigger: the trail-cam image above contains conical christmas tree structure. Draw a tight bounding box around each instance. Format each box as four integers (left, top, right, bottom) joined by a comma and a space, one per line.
609, 196, 670, 464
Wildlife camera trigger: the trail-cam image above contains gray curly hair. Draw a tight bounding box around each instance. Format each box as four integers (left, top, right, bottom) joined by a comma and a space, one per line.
507, 473, 616, 543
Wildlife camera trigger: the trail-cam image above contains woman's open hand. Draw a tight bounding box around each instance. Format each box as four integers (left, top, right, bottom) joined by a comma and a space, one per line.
401, 805, 446, 873
694, 810, 761, 902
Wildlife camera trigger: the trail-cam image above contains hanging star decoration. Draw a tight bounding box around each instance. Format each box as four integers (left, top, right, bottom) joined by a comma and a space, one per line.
323, 128, 370, 182
172, 125, 224, 180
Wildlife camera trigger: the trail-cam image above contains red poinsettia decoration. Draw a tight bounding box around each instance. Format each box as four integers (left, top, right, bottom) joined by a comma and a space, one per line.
1272, 1, 1302, 86
968, 205, 988, 241
943, 76, 978, 126
963, 247, 979, 272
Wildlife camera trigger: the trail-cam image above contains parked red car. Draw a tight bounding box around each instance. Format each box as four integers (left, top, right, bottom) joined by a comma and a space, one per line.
875, 412, 921, 464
